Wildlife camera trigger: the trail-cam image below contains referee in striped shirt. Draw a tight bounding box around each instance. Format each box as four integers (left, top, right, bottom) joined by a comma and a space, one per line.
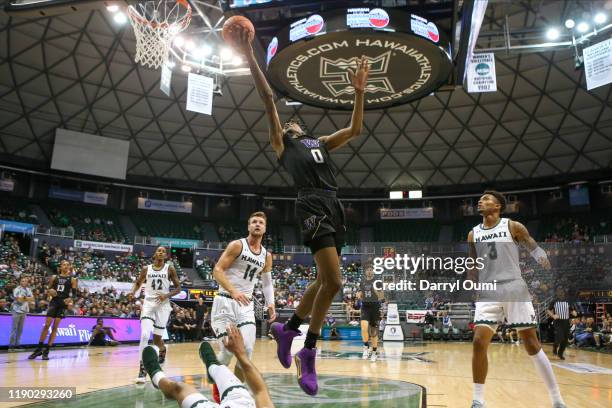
547, 296, 571, 360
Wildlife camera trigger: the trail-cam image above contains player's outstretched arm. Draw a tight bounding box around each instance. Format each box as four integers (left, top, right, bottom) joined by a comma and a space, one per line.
213, 240, 250, 306
234, 26, 283, 158
510, 220, 551, 270
318, 55, 369, 152
224, 325, 275, 408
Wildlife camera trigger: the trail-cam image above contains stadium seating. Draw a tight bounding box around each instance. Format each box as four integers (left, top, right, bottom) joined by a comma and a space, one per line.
0, 195, 38, 224
374, 220, 440, 242
45, 202, 127, 243
131, 212, 203, 240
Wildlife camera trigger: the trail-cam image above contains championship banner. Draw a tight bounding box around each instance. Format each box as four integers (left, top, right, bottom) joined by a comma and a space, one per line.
83, 191, 108, 206
74, 239, 134, 253
48, 186, 83, 202
78, 280, 133, 294
137, 197, 193, 214
0, 314, 143, 345
405, 310, 427, 324
380, 207, 434, 219
160, 64, 172, 96
186, 73, 214, 115
0, 219, 35, 234
48, 186, 108, 206
583, 38, 612, 91
467, 52, 497, 93
0, 179, 15, 192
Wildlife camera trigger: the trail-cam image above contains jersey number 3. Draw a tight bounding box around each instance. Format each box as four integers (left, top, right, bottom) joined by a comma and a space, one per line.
311, 149, 324, 163
243, 265, 257, 282
487, 242, 498, 260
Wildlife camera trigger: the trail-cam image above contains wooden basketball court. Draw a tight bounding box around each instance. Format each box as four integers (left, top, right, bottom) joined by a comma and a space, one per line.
2, 340, 610, 407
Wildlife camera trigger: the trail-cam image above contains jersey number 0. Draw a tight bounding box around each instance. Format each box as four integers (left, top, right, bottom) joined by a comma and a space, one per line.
311, 149, 325, 163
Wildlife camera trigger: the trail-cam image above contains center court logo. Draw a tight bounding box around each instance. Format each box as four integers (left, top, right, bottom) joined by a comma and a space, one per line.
264, 373, 425, 406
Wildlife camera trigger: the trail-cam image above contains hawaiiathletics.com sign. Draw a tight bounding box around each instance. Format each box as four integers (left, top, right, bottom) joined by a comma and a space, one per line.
267, 9, 452, 110
137, 197, 193, 214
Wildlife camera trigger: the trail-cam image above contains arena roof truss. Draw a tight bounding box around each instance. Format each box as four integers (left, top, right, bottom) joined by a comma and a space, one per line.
0, 0, 610, 191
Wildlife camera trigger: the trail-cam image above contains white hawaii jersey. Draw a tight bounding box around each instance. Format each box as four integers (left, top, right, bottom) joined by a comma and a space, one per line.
219, 238, 267, 296
472, 218, 522, 283
144, 263, 171, 301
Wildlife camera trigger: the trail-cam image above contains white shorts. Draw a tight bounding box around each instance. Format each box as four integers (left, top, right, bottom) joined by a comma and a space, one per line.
181, 387, 255, 408
141, 299, 172, 336
474, 301, 537, 332
211, 294, 255, 338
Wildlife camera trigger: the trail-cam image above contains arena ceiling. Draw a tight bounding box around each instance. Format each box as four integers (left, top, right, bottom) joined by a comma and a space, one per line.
0, 0, 611, 192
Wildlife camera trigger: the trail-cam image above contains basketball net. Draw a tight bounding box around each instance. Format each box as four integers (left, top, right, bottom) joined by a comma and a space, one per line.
127, 0, 192, 69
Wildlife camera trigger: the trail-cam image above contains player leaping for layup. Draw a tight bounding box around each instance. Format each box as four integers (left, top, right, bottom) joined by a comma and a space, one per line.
211, 211, 275, 400
130, 246, 182, 383
468, 191, 565, 408
234, 27, 368, 395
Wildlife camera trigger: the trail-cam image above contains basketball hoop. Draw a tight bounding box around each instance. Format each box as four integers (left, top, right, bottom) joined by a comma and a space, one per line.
127, 0, 192, 69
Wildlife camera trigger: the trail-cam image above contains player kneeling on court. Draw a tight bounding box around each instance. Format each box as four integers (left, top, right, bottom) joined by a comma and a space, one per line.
142, 324, 274, 408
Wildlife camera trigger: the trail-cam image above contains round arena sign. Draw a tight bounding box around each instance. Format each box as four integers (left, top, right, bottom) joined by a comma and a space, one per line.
267, 8, 453, 110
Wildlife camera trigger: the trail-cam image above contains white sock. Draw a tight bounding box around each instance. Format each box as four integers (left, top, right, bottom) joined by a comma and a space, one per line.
217, 340, 234, 366
529, 349, 564, 405
209, 364, 243, 397
139, 319, 154, 359
473, 383, 484, 403
152, 371, 166, 387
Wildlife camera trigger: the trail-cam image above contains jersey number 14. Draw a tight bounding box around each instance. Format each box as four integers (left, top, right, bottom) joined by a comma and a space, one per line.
243, 265, 257, 282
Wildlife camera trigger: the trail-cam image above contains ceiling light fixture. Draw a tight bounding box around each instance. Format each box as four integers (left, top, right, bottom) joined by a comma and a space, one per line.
546, 28, 560, 40
576, 21, 589, 33
113, 12, 127, 24
594, 12, 607, 24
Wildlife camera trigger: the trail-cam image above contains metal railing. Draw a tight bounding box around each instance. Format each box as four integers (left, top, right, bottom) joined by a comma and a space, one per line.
35, 225, 74, 238
132, 235, 378, 254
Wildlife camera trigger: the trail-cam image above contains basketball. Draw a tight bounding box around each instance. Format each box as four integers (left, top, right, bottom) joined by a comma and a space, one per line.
222, 15, 255, 48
